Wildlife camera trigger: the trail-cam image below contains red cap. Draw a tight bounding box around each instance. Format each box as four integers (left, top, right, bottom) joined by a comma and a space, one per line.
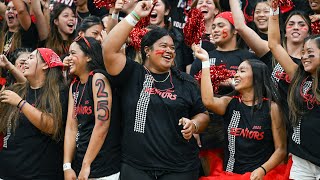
37, 48, 64, 68
215, 11, 235, 26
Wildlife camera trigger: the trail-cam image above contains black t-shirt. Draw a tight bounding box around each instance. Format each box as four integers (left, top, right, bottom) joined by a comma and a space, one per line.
109, 58, 206, 172
201, 34, 215, 52
0, 86, 68, 180
21, 23, 39, 51
71, 71, 121, 178
190, 49, 256, 95
289, 78, 320, 167
169, 0, 189, 34
223, 98, 274, 174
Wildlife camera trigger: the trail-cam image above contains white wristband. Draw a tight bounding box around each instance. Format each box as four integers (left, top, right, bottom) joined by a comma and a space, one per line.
202, 61, 210, 69
125, 14, 138, 27
63, 163, 72, 171
270, 7, 279, 16
112, 12, 119, 20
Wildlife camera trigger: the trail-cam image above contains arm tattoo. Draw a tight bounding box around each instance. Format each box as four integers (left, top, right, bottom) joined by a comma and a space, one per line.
95, 79, 110, 121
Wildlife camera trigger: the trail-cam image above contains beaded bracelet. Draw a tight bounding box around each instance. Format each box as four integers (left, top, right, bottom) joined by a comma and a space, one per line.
192, 120, 199, 133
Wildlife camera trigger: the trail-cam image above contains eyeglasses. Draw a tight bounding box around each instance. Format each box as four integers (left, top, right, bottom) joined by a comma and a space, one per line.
74, 35, 91, 48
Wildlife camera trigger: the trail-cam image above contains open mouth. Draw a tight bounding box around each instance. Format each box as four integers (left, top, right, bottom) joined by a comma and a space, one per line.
201, 9, 208, 15
7, 13, 15, 22
291, 32, 300, 37
150, 12, 157, 20
67, 22, 74, 29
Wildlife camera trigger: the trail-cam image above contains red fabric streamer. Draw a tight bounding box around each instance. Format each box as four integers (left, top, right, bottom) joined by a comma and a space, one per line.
128, 28, 149, 50
93, 0, 115, 9
311, 21, 320, 35
279, 0, 294, 14
0, 77, 6, 86
183, 8, 205, 47
194, 64, 233, 93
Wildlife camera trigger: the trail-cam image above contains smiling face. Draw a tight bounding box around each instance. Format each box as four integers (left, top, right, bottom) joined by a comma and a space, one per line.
301, 39, 320, 76
15, 52, 30, 72
54, 7, 76, 38
79, 24, 103, 43
253, 2, 270, 34
23, 50, 46, 78
145, 35, 175, 72
5, 1, 19, 30
285, 15, 310, 44
233, 61, 254, 92
309, 0, 320, 13
68, 42, 90, 76
196, 0, 218, 22
150, 0, 170, 27
212, 17, 235, 46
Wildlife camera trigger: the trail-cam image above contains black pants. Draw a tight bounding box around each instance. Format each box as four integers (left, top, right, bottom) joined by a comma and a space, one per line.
120, 163, 199, 180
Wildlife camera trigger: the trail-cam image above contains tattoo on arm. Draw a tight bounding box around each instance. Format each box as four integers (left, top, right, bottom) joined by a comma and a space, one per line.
95, 79, 110, 121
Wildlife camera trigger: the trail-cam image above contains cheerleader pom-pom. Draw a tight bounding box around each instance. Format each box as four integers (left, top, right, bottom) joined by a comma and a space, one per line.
183, 8, 205, 47
279, 0, 294, 13
128, 28, 149, 50
311, 21, 320, 35
194, 64, 233, 93
93, 0, 116, 9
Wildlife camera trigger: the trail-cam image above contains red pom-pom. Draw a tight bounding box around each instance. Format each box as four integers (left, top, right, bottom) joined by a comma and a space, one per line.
279, 0, 294, 13
0, 77, 6, 86
93, 0, 115, 9
128, 28, 149, 50
311, 21, 320, 35
183, 8, 205, 47
194, 64, 233, 93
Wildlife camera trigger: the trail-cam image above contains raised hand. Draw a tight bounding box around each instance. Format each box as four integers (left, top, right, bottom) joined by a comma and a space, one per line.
133, 1, 153, 19
191, 44, 209, 62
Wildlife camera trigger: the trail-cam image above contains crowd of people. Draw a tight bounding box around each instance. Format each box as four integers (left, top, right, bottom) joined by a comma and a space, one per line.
0, 0, 319, 179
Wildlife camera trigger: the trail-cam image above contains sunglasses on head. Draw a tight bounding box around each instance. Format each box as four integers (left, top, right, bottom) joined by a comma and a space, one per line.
74, 35, 91, 48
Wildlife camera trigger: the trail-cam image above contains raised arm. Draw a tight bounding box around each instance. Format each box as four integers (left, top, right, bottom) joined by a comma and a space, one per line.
192, 44, 231, 115
0, 1, 5, 19
268, 0, 298, 79
105, 0, 124, 34
63, 84, 78, 179
229, 0, 269, 57
0, 54, 26, 83
78, 73, 112, 179
31, 0, 50, 41
250, 102, 287, 179
12, 0, 31, 31
102, 1, 152, 75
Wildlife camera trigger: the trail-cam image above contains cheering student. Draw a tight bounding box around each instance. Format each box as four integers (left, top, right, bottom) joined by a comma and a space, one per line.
103, 1, 209, 179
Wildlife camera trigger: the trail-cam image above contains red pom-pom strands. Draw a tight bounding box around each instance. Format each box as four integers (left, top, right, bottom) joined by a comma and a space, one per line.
279, 0, 294, 14
194, 64, 233, 93
93, 0, 116, 9
311, 21, 320, 35
128, 28, 149, 50
127, 0, 158, 50
183, 8, 205, 47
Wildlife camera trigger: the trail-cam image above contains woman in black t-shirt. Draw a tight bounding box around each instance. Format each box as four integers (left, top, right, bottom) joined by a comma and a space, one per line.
269, 3, 320, 177
193, 44, 287, 179
0, 48, 68, 179
103, 2, 209, 180
64, 37, 121, 180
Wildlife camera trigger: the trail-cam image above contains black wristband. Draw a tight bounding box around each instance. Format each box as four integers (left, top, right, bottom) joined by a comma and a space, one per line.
260, 165, 267, 175
17, 99, 24, 108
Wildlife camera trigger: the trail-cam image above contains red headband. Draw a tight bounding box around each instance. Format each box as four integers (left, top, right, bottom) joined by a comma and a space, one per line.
37, 48, 64, 68
215, 11, 235, 26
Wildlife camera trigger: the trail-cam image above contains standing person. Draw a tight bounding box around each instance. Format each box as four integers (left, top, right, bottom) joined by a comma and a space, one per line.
268, 1, 320, 177
103, 1, 209, 179
63, 36, 121, 180
45, 3, 76, 57
193, 44, 287, 179
0, 48, 68, 179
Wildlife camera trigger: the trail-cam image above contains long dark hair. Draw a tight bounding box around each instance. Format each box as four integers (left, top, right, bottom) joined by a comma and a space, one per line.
288, 35, 320, 126
158, 0, 171, 29
46, 3, 75, 56
0, 51, 67, 141
245, 59, 282, 111
75, 37, 105, 71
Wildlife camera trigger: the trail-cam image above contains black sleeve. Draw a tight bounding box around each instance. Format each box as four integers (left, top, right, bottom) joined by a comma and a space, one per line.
87, 0, 108, 17
21, 23, 39, 50
108, 58, 140, 88
190, 59, 202, 77
183, 43, 195, 67
60, 86, 69, 124
189, 82, 207, 117
259, 51, 273, 72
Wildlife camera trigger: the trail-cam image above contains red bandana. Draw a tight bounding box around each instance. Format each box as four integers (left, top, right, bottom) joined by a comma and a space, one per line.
37, 48, 64, 68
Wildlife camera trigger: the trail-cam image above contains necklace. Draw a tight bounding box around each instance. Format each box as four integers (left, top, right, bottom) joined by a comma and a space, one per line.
73, 80, 87, 119
3, 32, 14, 56
144, 66, 170, 82
144, 67, 174, 91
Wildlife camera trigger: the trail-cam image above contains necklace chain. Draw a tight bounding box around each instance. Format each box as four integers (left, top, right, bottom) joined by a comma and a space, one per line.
73, 80, 87, 119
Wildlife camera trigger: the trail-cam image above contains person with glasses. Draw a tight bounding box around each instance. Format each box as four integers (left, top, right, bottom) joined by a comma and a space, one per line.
0, 48, 68, 180
63, 36, 121, 180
